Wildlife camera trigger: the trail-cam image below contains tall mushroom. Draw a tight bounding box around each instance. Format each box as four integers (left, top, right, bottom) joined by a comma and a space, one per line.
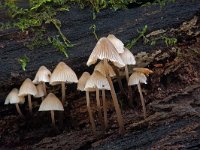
107, 34, 124, 54
39, 93, 64, 127
5, 88, 25, 118
87, 37, 125, 133
120, 48, 136, 106
77, 72, 96, 133
85, 71, 110, 129
18, 78, 37, 114
50, 62, 78, 105
128, 71, 149, 118
33, 66, 51, 96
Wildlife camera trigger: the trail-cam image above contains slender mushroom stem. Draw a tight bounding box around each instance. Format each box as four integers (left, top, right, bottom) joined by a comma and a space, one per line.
102, 89, 108, 129
41, 96, 44, 101
125, 65, 133, 107
96, 88, 104, 128
104, 59, 124, 134
61, 82, 66, 104
28, 94, 32, 114
42, 82, 47, 96
137, 82, 147, 119
51, 110, 55, 127
86, 91, 96, 133
15, 104, 24, 118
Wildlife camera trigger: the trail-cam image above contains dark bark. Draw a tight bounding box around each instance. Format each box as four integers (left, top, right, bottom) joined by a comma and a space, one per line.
0, 0, 200, 103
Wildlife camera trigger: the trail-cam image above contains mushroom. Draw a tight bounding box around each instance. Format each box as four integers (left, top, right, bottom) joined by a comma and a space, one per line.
18, 78, 37, 114
50, 62, 78, 104
128, 71, 149, 118
87, 37, 125, 133
34, 83, 45, 101
85, 71, 110, 129
77, 72, 96, 133
133, 68, 153, 76
120, 48, 136, 106
5, 88, 25, 118
107, 34, 124, 54
33, 66, 51, 96
39, 93, 64, 127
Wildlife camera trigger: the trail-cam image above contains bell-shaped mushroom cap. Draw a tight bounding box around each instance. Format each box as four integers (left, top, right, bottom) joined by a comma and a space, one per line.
33, 66, 51, 84
120, 48, 136, 65
133, 68, 153, 75
85, 71, 110, 90
94, 61, 116, 77
77, 72, 91, 91
107, 34, 124, 54
86, 37, 125, 67
39, 93, 64, 111
34, 84, 45, 98
5, 88, 25, 104
128, 72, 147, 86
50, 62, 78, 85
18, 78, 37, 96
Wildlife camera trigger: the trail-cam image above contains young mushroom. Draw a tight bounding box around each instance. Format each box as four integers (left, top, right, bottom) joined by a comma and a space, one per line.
120, 48, 136, 106
34, 83, 45, 101
33, 66, 51, 96
5, 88, 25, 118
107, 34, 124, 54
39, 93, 64, 127
50, 62, 78, 105
128, 68, 152, 119
77, 72, 96, 133
87, 37, 125, 133
18, 78, 37, 114
85, 71, 110, 130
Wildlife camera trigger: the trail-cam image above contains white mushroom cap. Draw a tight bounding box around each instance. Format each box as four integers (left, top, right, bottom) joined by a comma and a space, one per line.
39, 93, 64, 111
77, 72, 91, 91
50, 62, 78, 85
120, 48, 136, 65
85, 71, 110, 91
34, 84, 45, 98
128, 72, 147, 85
86, 37, 125, 67
18, 78, 37, 96
33, 66, 51, 84
94, 61, 116, 77
5, 88, 25, 104
107, 34, 124, 54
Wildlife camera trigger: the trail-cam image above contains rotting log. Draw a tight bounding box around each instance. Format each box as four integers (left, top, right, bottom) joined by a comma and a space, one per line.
0, 0, 200, 103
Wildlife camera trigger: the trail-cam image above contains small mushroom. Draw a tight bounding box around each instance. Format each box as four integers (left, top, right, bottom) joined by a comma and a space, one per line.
87, 37, 125, 133
34, 83, 45, 101
77, 72, 96, 133
50, 62, 78, 105
18, 78, 37, 114
33, 66, 51, 96
128, 71, 148, 118
5, 88, 25, 118
120, 48, 136, 106
39, 93, 64, 127
85, 71, 111, 130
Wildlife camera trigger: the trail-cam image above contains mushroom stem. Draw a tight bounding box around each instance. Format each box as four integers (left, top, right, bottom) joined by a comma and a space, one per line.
137, 82, 146, 118
96, 88, 104, 128
104, 60, 124, 134
42, 82, 47, 96
86, 91, 96, 133
102, 89, 108, 129
51, 110, 55, 127
28, 94, 32, 114
125, 65, 133, 107
15, 104, 24, 118
41, 96, 44, 101
61, 82, 66, 104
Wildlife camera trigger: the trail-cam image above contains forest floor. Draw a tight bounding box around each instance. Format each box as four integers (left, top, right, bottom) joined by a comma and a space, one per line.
0, 16, 200, 150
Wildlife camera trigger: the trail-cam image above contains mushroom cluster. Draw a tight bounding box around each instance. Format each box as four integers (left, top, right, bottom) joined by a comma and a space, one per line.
4, 34, 153, 134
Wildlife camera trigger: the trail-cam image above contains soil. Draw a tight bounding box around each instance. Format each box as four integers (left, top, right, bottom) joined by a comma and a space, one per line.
1, 2, 200, 150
